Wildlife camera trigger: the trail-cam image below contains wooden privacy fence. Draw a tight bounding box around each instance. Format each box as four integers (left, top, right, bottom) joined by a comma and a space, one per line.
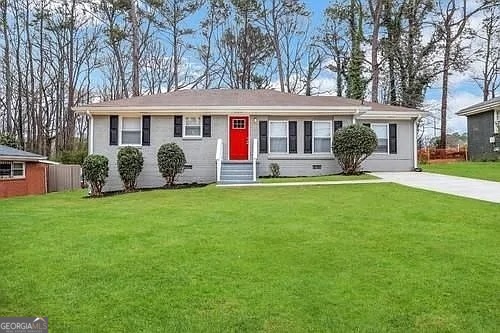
47, 164, 81, 192
418, 147, 467, 163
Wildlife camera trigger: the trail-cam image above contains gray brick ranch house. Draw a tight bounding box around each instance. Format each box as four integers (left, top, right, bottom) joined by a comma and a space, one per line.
75, 89, 425, 190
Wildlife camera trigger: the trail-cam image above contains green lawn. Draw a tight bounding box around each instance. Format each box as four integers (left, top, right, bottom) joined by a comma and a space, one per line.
423, 162, 500, 182
260, 174, 378, 183
1, 185, 499, 332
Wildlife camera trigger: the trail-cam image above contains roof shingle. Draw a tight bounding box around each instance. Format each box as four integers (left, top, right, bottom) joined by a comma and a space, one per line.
76, 89, 419, 112
0, 145, 46, 160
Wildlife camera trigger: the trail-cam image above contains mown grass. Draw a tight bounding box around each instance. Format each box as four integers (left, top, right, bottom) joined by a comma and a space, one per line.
0, 185, 499, 332
423, 161, 500, 182
260, 174, 377, 183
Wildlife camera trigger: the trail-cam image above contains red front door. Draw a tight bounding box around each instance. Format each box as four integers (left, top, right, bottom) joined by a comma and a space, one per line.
229, 116, 249, 160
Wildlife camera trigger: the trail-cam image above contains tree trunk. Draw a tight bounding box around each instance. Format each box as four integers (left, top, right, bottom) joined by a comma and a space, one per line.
130, 0, 140, 96
369, 0, 382, 102
440, 47, 451, 149
1, 0, 12, 133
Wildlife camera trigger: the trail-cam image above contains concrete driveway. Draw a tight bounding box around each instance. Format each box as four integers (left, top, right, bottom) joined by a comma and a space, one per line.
372, 172, 500, 204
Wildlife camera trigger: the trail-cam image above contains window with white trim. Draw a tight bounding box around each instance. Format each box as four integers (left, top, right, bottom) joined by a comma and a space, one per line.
269, 121, 288, 153
0, 161, 25, 179
371, 123, 389, 153
313, 121, 332, 153
184, 116, 202, 138
120, 117, 141, 145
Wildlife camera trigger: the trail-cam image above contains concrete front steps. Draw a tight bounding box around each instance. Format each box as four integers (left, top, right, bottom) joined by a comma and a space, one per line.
219, 161, 255, 184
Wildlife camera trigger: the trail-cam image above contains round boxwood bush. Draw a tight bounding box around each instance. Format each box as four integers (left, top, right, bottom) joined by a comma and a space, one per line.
157, 143, 186, 187
82, 154, 109, 196
333, 124, 377, 175
117, 146, 144, 191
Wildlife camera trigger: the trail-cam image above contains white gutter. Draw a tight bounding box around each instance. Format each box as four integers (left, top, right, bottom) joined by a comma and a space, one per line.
78, 109, 368, 117
357, 111, 428, 119
457, 102, 500, 116
0, 156, 47, 161
74, 105, 371, 113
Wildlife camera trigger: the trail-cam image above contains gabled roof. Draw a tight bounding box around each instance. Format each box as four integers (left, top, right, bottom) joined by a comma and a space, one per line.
0, 145, 47, 161
457, 97, 500, 116
74, 89, 421, 114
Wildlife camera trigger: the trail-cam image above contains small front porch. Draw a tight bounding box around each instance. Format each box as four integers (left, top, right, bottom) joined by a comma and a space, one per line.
216, 138, 258, 184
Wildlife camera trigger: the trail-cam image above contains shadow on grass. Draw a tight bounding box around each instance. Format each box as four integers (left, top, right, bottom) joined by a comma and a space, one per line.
82, 183, 211, 199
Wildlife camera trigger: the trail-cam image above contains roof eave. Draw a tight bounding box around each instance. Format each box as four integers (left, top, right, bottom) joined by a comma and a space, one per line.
75, 105, 371, 115
357, 110, 428, 119
0, 155, 47, 161
457, 101, 500, 116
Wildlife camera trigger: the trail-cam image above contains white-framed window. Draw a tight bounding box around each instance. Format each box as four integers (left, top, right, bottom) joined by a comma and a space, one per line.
371, 123, 389, 153
184, 116, 202, 138
313, 121, 332, 153
0, 161, 25, 179
269, 121, 288, 153
120, 117, 142, 145
232, 118, 246, 129
495, 110, 499, 134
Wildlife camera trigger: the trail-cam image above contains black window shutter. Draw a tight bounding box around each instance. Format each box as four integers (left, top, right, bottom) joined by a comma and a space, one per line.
109, 115, 118, 145
142, 115, 151, 146
363, 123, 371, 128
389, 123, 397, 154
289, 121, 297, 154
202, 116, 211, 137
304, 121, 312, 154
174, 116, 183, 137
334, 120, 343, 132
259, 121, 268, 153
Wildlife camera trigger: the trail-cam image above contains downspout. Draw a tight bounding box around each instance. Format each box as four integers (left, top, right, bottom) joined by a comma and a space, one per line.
86, 111, 93, 195
87, 111, 94, 154
414, 116, 420, 170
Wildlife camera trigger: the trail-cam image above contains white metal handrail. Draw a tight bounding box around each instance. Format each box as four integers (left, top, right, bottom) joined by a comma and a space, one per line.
216, 138, 223, 182
252, 138, 258, 182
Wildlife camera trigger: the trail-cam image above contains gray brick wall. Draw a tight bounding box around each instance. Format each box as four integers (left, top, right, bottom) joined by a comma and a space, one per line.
467, 111, 495, 160
92, 114, 416, 191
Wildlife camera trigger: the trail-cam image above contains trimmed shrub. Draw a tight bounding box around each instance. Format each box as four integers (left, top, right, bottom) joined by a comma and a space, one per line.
270, 163, 280, 177
333, 124, 377, 175
157, 143, 186, 187
117, 146, 144, 191
82, 154, 109, 196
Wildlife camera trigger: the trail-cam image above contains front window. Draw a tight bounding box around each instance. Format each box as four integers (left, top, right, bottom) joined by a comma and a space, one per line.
0, 161, 25, 179
184, 116, 202, 137
371, 123, 389, 153
313, 121, 332, 153
121, 117, 141, 145
269, 121, 288, 153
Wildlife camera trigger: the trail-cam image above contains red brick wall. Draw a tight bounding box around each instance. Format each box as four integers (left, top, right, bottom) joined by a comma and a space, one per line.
0, 162, 47, 198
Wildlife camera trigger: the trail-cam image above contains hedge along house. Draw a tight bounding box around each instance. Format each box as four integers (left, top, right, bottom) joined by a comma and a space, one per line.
0, 145, 48, 198
457, 97, 500, 160
74, 89, 425, 190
